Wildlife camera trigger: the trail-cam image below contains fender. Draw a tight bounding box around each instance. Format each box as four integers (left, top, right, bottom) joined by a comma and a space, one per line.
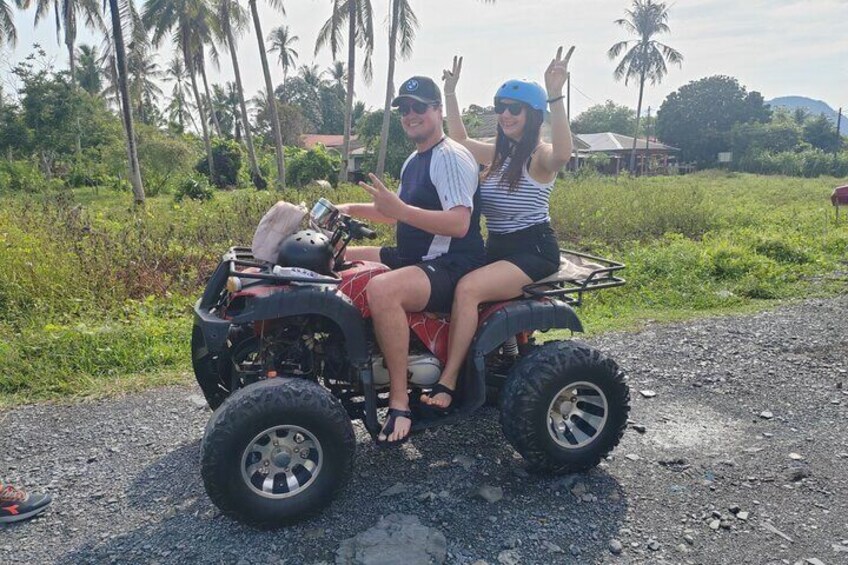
195, 284, 370, 367
460, 298, 583, 411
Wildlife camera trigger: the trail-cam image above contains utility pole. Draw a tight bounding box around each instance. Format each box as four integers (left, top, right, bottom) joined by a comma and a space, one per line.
836, 107, 843, 156
567, 75, 575, 172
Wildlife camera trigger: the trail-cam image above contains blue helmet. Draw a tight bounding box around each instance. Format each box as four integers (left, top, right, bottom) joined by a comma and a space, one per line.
494, 79, 547, 114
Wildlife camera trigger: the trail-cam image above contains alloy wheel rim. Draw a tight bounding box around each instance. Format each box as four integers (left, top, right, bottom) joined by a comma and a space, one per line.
546, 381, 608, 449
240, 425, 323, 499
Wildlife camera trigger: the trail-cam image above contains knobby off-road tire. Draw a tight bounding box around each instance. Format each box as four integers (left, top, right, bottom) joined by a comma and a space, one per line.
499, 340, 630, 474
201, 378, 355, 528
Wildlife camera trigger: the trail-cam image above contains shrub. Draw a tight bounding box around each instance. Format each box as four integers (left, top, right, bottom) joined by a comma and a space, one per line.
174, 174, 214, 202
285, 144, 341, 187
196, 138, 243, 188
0, 159, 64, 193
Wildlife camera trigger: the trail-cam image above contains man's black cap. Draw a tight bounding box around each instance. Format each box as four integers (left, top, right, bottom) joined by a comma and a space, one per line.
391, 76, 442, 106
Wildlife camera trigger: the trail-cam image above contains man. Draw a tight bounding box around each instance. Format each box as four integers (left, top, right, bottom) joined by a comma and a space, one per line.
338, 76, 484, 446
0, 480, 52, 524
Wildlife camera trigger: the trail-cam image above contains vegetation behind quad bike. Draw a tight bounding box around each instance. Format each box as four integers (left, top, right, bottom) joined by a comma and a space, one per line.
1, 172, 847, 404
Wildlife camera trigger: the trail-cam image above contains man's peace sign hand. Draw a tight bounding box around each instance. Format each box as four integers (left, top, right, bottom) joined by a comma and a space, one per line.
359, 173, 408, 222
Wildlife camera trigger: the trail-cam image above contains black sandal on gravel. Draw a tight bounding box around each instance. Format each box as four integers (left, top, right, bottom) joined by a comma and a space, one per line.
376, 408, 413, 448
420, 383, 456, 415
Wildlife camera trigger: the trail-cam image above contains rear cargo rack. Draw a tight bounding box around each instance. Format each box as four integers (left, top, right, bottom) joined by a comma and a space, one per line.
224, 246, 342, 286
522, 249, 626, 306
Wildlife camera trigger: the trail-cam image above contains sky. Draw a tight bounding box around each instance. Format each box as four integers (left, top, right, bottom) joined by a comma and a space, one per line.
3, 0, 847, 119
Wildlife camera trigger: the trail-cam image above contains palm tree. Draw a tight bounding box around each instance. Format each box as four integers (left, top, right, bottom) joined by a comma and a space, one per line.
249, 0, 286, 189
212, 82, 240, 138
315, 0, 373, 182
76, 43, 102, 95
0, 0, 17, 46
374, 0, 417, 178
267, 24, 299, 87
163, 56, 195, 132
143, 0, 217, 177
128, 41, 163, 125
608, 0, 682, 174
20, 0, 104, 81
195, 46, 223, 137
327, 61, 345, 92
298, 63, 325, 89
106, 0, 145, 203
215, 0, 264, 188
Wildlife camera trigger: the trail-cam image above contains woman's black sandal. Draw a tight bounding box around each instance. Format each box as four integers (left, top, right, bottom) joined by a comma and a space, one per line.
376, 408, 414, 447
421, 383, 456, 415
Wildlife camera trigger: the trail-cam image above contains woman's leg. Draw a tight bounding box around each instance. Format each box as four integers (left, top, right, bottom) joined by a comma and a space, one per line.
421, 260, 532, 408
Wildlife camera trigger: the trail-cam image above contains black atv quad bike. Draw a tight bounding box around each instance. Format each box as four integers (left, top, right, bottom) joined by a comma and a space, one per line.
192, 198, 629, 528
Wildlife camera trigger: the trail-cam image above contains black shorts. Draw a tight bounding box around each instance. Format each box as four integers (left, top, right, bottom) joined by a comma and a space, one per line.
380, 247, 484, 313
486, 222, 561, 281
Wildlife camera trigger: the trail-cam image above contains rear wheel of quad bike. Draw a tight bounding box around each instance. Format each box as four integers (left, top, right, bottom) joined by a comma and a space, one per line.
499, 340, 629, 474
191, 325, 256, 410
201, 378, 355, 528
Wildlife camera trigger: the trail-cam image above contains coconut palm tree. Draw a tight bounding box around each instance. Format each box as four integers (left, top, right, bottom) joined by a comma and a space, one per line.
106, 0, 145, 203
143, 0, 217, 177
163, 56, 196, 132
608, 0, 682, 174
215, 0, 264, 188
315, 0, 373, 182
248, 0, 286, 189
20, 0, 104, 81
374, 0, 416, 177
128, 41, 163, 125
195, 46, 223, 136
298, 63, 325, 89
0, 0, 16, 46
76, 43, 102, 95
327, 61, 345, 92
267, 24, 299, 87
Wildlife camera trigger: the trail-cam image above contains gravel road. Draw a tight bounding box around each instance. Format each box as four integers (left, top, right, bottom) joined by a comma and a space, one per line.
2, 297, 848, 564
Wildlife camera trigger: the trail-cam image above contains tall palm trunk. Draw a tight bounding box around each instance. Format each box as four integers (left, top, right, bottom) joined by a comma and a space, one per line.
375, 0, 399, 179
187, 51, 215, 177
200, 60, 222, 137
107, 0, 144, 204
65, 23, 82, 155
224, 10, 262, 188
629, 71, 646, 174
339, 0, 356, 183
250, 0, 285, 189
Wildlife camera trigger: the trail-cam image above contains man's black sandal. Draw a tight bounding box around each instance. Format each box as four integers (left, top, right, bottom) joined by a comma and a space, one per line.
421, 383, 456, 415
376, 408, 413, 447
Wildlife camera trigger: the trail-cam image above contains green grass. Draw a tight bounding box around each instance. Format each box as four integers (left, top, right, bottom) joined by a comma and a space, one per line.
1, 172, 846, 405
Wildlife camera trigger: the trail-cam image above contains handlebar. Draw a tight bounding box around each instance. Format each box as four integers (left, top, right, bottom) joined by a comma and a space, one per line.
348, 218, 377, 240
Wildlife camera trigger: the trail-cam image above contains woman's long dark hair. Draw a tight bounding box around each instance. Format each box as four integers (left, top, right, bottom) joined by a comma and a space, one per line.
483, 105, 544, 191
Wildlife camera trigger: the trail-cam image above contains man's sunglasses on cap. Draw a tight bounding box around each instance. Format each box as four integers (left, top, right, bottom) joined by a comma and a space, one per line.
494, 101, 525, 116
396, 100, 437, 116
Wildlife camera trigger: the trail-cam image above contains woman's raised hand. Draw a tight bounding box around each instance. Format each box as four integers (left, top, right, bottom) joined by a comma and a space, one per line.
442, 56, 463, 95
544, 46, 575, 97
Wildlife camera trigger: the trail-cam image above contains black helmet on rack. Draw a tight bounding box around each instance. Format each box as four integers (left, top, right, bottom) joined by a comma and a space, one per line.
276, 230, 334, 275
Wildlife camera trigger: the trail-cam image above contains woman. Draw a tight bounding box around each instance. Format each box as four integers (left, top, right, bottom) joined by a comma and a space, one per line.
420, 46, 575, 412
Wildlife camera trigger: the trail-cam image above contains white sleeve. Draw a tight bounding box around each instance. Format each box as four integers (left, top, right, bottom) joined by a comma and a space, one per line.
430, 142, 478, 210
397, 152, 417, 197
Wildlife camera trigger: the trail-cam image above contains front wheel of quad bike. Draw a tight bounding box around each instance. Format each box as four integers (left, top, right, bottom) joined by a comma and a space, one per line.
201, 378, 355, 528
499, 340, 630, 474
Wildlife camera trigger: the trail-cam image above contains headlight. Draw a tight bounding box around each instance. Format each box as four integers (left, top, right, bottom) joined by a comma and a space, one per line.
226, 276, 243, 293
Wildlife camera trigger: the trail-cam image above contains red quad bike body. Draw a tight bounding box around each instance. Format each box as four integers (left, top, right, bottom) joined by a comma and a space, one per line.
192, 198, 631, 529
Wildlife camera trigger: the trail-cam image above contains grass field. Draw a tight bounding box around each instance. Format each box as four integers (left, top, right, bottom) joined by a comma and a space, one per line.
1, 171, 846, 405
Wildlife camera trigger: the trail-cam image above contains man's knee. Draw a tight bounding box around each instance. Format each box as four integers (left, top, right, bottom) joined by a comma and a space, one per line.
366, 275, 399, 308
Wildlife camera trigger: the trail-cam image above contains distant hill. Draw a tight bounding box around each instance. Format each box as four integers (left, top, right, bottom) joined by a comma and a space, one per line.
767, 96, 846, 137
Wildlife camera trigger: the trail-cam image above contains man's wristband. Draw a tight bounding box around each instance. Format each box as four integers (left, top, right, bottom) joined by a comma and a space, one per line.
547, 95, 565, 104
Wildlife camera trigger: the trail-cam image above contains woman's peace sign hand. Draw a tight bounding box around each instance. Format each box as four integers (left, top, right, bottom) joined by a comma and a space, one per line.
442, 55, 463, 96
544, 46, 575, 97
